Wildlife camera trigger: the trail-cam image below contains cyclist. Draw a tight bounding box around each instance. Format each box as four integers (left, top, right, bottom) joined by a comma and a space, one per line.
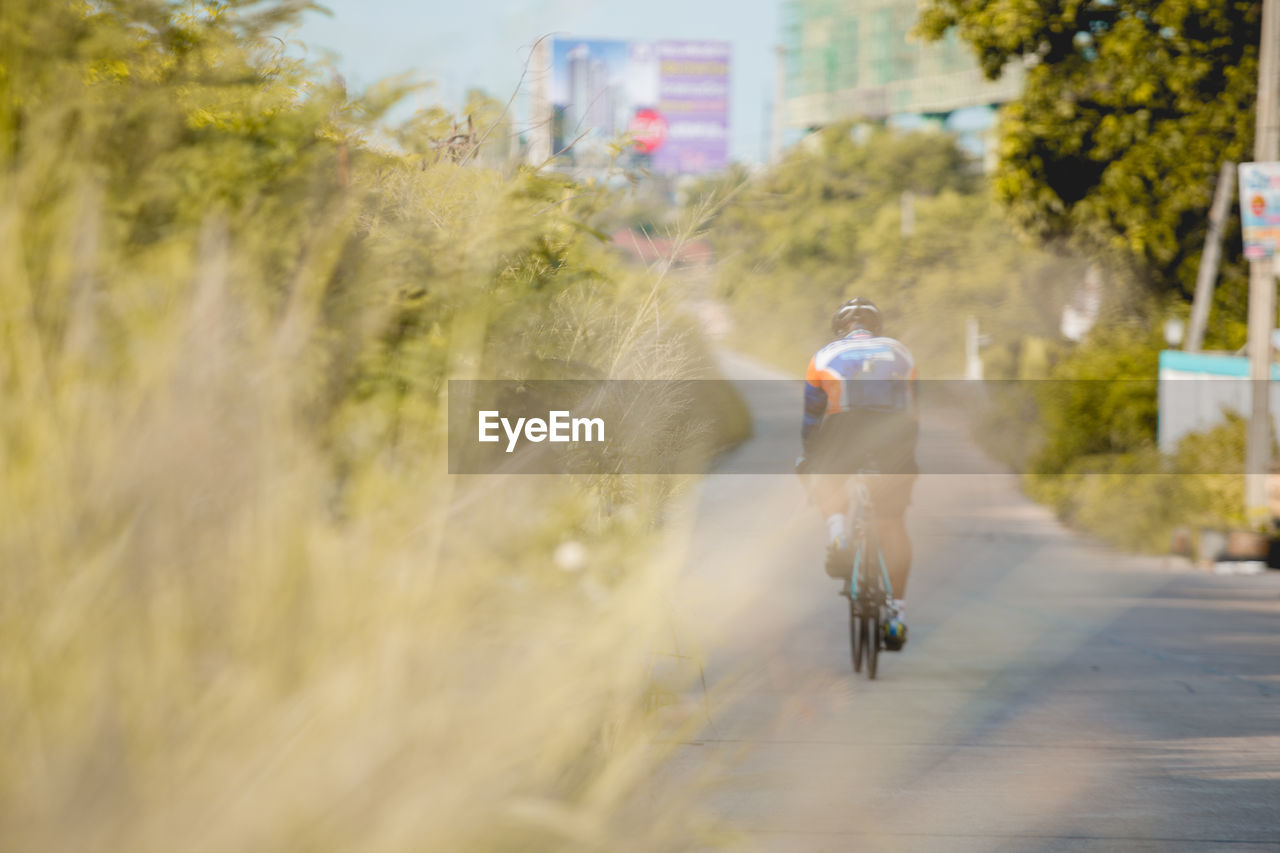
795, 297, 917, 650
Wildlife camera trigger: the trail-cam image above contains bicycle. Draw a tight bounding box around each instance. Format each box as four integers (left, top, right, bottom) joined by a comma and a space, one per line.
841, 466, 898, 679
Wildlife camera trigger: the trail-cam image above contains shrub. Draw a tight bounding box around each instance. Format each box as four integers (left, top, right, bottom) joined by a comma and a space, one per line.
1030, 323, 1162, 477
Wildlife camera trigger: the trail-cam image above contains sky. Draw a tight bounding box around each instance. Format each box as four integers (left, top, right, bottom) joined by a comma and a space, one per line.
291, 0, 781, 164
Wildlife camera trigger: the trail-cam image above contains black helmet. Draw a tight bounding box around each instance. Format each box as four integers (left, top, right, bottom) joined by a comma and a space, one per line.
832, 297, 882, 337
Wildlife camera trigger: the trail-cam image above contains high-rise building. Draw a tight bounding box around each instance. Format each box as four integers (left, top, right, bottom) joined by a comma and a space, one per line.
586, 58, 615, 137
567, 44, 591, 136
777, 0, 1022, 157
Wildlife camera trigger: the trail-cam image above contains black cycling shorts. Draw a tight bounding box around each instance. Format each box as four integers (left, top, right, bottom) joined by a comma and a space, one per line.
808, 409, 918, 517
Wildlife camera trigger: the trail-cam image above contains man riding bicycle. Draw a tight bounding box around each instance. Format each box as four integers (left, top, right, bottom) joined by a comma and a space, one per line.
796, 297, 917, 650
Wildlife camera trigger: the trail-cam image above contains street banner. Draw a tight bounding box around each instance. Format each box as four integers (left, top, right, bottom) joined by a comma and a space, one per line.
1239, 162, 1280, 259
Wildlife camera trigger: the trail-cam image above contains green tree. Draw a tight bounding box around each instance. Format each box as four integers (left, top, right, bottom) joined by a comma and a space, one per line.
918, 0, 1261, 306
700, 125, 1077, 373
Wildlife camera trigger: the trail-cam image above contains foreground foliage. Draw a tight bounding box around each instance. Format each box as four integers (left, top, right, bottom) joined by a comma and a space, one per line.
2, 3, 727, 848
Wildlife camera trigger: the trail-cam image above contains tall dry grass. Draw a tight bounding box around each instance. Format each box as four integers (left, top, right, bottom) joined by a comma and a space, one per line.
0, 199, 721, 853
0, 4, 732, 849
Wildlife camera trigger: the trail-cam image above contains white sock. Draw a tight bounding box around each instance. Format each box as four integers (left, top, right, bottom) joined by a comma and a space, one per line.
893, 599, 906, 619
826, 514, 846, 547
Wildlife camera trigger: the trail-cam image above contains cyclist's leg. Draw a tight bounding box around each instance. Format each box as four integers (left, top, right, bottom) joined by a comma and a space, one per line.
808, 416, 856, 556
871, 475, 913, 649
872, 477, 913, 595
869, 412, 918, 599
812, 474, 853, 577
814, 471, 855, 563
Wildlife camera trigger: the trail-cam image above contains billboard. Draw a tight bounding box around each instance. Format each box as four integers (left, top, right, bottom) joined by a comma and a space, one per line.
548, 38, 730, 174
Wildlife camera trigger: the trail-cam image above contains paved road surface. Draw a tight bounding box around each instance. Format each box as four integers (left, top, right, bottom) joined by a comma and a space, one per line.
662, 352, 1280, 852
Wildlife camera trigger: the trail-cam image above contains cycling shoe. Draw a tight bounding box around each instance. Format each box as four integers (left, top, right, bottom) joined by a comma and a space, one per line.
883, 617, 907, 651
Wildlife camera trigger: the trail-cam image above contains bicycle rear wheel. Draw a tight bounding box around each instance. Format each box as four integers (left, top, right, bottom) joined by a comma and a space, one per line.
849, 600, 863, 673
865, 614, 880, 680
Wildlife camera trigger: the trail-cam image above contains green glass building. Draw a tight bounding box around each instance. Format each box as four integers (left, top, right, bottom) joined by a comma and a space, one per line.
779, 0, 1022, 135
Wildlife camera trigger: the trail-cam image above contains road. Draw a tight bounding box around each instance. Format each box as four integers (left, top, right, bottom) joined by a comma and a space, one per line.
661, 351, 1280, 852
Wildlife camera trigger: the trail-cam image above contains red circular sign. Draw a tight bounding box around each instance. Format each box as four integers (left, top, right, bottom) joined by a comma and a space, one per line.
629, 108, 667, 154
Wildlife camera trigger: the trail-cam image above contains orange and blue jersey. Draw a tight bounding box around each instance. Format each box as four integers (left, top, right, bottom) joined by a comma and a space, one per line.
803, 330, 916, 451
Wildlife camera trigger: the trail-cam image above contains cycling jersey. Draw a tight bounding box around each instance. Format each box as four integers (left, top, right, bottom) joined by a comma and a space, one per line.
802, 330, 916, 452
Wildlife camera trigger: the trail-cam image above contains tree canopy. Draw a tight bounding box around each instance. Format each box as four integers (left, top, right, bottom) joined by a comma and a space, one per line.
701, 126, 1081, 374
918, 0, 1261, 304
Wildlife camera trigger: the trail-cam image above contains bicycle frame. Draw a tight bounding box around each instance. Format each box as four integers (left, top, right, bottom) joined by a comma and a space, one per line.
847, 472, 894, 608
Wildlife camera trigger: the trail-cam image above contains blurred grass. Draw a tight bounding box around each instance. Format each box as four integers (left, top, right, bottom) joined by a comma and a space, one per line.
0, 3, 738, 849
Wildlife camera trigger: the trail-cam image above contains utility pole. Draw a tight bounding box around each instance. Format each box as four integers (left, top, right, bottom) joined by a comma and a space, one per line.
1245, 0, 1280, 516
965, 315, 983, 380
1186, 161, 1235, 352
